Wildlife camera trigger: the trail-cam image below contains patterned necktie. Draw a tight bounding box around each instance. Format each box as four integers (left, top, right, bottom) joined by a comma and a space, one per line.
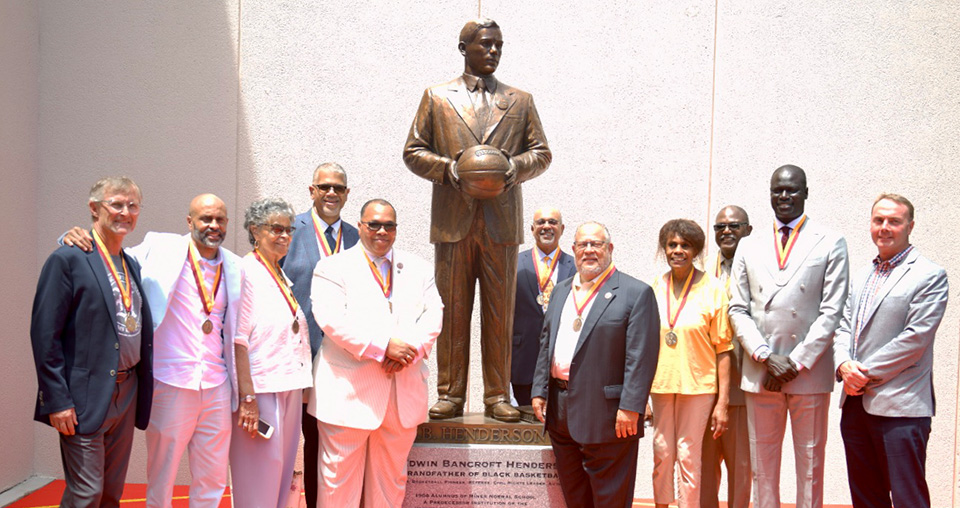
780, 226, 791, 249
324, 226, 336, 253
541, 255, 555, 304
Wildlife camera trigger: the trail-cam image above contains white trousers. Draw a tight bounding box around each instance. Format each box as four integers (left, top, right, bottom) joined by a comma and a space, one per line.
230, 389, 303, 508
316, 380, 417, 508
146, 380, 232, 508
651, 393, 715, 508
745, 391, 830, 508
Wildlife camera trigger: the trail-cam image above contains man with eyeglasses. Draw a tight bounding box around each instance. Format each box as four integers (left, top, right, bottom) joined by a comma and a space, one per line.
728, 165, 849, 508
531, 222, 660, 508
511, 207, 576, 406
307, 199, 443, 507
702, 205, 752, 508
281, 162, 359, 507
32, 177, 155, 507
403, 18, 551, 422
61, 193, 243, 507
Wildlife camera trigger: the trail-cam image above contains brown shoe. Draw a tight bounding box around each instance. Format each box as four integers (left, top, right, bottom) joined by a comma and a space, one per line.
429, 399, 463, 419
485, 401, 521, 422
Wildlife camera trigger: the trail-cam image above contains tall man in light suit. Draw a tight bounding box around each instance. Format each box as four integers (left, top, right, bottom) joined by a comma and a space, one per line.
532, 222, 660, 508
62, 194, 243, 507
282, 162, 359, 507
512, 206, 576, 406
308, 199, 443, 507
33, 177, 154, 507
404, 18, 551, 421
702, 205, 752, 508
833, 194, 948, 508
728, 165, 849, 508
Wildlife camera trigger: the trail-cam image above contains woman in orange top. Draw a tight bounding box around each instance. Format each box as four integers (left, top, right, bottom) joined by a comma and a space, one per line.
650, 219, 733, 508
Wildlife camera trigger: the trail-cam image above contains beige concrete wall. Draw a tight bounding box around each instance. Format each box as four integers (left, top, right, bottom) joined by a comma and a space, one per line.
4, 0, 958, 505
0, 0, 40, 493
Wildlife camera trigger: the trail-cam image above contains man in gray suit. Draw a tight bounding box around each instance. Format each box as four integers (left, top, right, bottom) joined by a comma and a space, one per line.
728, 165, 849, 508
833, 194, 947, 508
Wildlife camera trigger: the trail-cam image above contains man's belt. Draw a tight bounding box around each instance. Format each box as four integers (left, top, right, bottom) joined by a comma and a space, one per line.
116, 367, 136, 383
551, 378, 568, 391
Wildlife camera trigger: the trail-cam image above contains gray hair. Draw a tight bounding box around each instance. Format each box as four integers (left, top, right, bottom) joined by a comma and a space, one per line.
575, 221, 612, 243
243, 197, 296, 246
313, 162, 347, 186
89, 176, 142, 203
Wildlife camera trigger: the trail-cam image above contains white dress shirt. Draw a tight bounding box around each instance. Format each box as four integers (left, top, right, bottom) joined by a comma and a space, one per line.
551, 272, 605, 380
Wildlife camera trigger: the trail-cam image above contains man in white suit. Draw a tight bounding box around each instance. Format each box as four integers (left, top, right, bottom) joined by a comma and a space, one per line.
728, 165, 849, 508
308, 199, 443, 508
62, 193, 242, 507
833, 194, 948, 508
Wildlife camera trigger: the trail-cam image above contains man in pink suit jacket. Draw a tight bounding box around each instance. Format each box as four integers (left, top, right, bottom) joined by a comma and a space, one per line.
306, 199, 443, 508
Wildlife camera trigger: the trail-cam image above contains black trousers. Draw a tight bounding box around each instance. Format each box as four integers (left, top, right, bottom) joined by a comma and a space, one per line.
302, 403, 319, 508
840, 395, 931, 508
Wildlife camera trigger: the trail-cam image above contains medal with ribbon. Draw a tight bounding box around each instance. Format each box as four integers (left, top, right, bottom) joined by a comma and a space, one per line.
774, 215, 807, 270
665, 268, 695, 347
254, 249, 301, 333
312, 208, 342, 257
364, 250, 394, 312
534, 249, 560, 310
571, 263, 616, 332
188, 242, 222, 334
92, 229, 137, 333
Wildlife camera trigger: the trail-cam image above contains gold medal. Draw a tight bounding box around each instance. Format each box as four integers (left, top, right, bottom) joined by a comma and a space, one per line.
202, 319, 213, 334
188, 243, 223, 335
125, 315, 137, 333
573, 316, 582, 332
292, 319, 300, 334
536, 294, 544, 305
665, 330, 678, 346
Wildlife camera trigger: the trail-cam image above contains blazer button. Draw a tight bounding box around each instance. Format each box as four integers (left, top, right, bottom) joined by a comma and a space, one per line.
790, 335, 797, 340
115, 343, 120, 350
759, 285, 763, 292
800, 284, 806, 291
110, 369, 117, 377
791, 310, 797, 317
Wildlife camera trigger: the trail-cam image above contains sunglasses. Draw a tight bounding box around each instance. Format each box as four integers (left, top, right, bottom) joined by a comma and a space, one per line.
713, 222, 746, 232
362, 221, 398, 232
314, 184, 347, 194
261, 223, 296, 236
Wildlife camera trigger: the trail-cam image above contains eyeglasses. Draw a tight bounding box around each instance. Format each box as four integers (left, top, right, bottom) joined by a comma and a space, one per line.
713, 222, 747, 232
573, 240, 607, 251
362, 221, 398, 232
98, 199, 142, 215
314, 184, 347, 194
534, 218, 560, 226
261, 223, 296, 236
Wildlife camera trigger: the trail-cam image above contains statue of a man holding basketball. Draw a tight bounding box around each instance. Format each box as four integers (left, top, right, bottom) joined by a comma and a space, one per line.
403, 17, 552, 422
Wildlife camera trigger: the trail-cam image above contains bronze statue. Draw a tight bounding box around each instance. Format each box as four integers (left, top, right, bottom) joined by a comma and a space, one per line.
403, 18, 552, 422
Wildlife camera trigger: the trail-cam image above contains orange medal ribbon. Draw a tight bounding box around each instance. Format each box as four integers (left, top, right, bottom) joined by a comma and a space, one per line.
774, 215, 807, 270
533, 249, 560, 293
715, 254, 723, 279
92, 229, 132, 314
666, 268, 696, 330
187, 242, 222, 316
312, 209, 342, 257
363, 251, 393, 299
572, 263, 616, 319
253, 249, 299, 318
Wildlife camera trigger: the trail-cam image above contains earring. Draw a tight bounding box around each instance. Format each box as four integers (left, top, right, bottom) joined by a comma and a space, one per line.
254, 239, 260, 250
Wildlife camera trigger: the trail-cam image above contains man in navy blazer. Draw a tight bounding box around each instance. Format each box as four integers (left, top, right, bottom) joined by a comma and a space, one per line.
833, 194, 948, 508
512, 207, 575, 406
532, 222, 660, 508
32, 177, 154, 507
281, 162, 359, 508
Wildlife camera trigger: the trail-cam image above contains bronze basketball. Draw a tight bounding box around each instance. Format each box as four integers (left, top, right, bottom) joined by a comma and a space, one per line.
455, 145, 510, 200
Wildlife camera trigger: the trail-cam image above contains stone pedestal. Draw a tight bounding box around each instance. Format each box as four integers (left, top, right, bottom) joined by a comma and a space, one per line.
403, 413, 567, 508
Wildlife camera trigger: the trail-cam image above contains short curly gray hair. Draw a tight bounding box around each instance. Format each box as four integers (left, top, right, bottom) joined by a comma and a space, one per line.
243, 197, 296, 246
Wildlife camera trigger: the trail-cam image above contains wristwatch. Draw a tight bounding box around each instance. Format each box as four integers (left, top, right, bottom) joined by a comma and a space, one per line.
243, 394, 256, 403
757, 350, 772, 363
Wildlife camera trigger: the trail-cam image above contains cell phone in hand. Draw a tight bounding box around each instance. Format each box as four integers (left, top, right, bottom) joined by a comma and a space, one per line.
257, 418, 274, 439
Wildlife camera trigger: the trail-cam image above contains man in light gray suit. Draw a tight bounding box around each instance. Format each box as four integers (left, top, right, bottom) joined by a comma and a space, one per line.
833, 194, 947, 508
728, 165, 849, 508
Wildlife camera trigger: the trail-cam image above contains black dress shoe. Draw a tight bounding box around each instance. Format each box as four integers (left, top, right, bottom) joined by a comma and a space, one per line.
485, 401, 521, 422
429, 399, 464, 419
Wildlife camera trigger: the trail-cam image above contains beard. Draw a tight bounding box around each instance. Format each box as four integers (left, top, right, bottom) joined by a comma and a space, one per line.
193, 228, 225, 249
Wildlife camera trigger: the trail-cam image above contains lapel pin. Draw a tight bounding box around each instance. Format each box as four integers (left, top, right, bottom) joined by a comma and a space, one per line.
497, 98, 509, 109
397, 262, 403, 270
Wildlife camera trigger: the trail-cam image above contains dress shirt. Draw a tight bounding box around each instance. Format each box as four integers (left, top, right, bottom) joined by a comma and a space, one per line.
358, 246, 396, 362
103, 253, 143, 371
650, 273, 733, 394
153, 252, 228, 390
551, 272, 606, 380
315, 215, 342, 258
715, 254, 733, 289
234, 253, 312, 394
536, 246, 562, 286
853, 245, 913, 358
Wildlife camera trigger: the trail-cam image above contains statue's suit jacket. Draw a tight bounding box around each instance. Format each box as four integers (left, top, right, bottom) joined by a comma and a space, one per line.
729, 218, 849, 394
512, 248, 576, 386
307, 246, 443, 430
832, 249, 948, 417
125, 232, 243, 410
281, 211, 360, 358
32, 242, 155, 434
531, 270, 660, 444
403, 75, 551, 244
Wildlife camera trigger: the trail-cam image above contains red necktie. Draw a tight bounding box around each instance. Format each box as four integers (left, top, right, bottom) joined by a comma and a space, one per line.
780, 226, 791, 249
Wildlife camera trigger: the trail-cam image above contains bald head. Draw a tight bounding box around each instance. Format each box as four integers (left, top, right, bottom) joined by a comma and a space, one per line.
187, 193, 228, 258
770, 164, 809, 223
715, 205, 752, 259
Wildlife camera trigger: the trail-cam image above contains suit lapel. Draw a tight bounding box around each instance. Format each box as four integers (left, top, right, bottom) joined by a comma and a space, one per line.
480, 87, 515, 144
572, 271, 620, 359
87, 247, 121, 341
521, 251, 540, 299
764, 220, 824, 304
859, 250, 917, 330
445, 79, 483, 144
300, 214, 322, 263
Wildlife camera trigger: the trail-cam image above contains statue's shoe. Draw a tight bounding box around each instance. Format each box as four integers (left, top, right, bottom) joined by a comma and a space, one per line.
485, 401, 521, 422
429, 399, 464, 419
